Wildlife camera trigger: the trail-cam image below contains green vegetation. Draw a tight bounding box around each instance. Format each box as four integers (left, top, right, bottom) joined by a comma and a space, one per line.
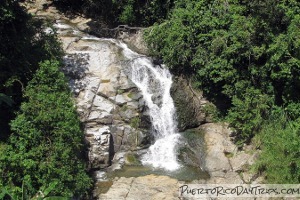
144, 0, 300, 183
0, 180, 69, 199
130, 116, 141, 129
144, 0, 300, 140
0, 60, 92, 198
203, 102, 220, 122
0, 0, 62, 139
53, 0, 174, 26
1, 0, 299, 193
0, 1, 92, 199
255, 110, 300, 183
125, 153, 141, 165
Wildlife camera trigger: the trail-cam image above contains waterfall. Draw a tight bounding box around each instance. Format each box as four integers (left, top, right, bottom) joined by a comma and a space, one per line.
53, 18, 181, 170
117, 41, 181, 171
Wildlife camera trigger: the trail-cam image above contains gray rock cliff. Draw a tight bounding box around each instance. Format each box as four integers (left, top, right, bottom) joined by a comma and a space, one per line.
55, 20, 152, 170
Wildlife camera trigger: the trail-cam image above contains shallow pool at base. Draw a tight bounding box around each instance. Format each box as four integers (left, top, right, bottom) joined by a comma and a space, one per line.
107, 164, 209, 182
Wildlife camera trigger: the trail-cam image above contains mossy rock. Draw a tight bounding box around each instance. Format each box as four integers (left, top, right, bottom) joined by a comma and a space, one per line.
224, 151, 234, 158
125, 153, 141, 166
127, 92, 133, 99
101, 79, 110, 83
117, 89, 125, 94
130, 116, 141, 129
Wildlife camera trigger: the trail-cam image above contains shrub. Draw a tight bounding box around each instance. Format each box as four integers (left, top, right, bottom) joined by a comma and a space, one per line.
0, 60, 92, 198
255, 110, 300, 183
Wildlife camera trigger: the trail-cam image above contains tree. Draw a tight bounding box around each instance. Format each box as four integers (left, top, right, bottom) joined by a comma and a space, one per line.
53, 0, 174, 26
0, 0, 62, 139
145, 0, 300, 139
255, 111, 300, 183
145, 0, 300, 183
0, 60, 92, 198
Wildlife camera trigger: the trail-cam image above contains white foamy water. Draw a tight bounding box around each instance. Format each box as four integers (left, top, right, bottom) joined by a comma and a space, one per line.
116, 41, 181, 171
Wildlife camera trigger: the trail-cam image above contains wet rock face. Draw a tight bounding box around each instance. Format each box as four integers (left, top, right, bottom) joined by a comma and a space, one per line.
56, 21, 151, 170
178, 129, 206, 169
171, 76, 209, 131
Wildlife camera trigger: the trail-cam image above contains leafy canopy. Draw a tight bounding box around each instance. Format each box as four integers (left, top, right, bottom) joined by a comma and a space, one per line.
145, 0, 300, 183
0, 60, 92, 198
0, 0, 62, 139
145, 0, 300, 142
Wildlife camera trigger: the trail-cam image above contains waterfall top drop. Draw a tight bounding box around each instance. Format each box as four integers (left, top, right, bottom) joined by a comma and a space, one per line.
116, 41, 181, 171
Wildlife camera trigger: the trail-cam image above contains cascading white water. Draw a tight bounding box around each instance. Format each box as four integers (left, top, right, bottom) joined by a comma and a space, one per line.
116, 41, 181, 171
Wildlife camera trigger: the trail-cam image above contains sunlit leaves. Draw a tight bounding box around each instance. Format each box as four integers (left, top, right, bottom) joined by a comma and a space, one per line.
0, 60, 92, 198
255, 112, 300, 183
146, 0, 300, 134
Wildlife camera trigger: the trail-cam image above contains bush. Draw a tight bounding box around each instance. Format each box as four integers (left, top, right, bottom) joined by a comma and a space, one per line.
144, 0, 300, 143
227, 88, 273, 144
0, 0, 63, 139
0, 60, 92, 198
254, 110, 300, 183
53, 0, 174, 26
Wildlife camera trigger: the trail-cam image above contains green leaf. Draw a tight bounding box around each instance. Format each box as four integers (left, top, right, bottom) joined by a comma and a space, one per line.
0, 188, 8, 199
43, 181, 59, 197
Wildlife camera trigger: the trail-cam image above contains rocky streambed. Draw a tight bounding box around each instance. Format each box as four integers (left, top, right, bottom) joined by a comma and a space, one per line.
94, 123, 261, 199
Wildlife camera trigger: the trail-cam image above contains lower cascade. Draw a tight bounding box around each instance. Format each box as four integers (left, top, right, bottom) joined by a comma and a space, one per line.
118, 41, 181, 171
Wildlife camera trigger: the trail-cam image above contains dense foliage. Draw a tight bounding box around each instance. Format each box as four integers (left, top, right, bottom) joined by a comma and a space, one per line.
0, 60, 92, 198
144, 0, 300, 183
145, 0, 300, 141
1, 0, 299, 191
53, 0, 174, 26
0, 0, 62, 139
0, 1, 92, 198
255, 110, 300, 183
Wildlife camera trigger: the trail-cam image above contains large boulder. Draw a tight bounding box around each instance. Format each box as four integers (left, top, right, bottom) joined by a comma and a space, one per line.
171, 76, 209, 131
199, 123, 261, 184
